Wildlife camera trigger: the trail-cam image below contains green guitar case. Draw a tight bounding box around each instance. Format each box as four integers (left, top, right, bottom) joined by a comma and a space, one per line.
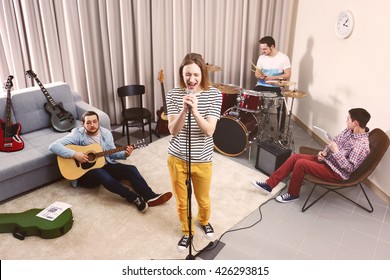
0, 208, 73, 240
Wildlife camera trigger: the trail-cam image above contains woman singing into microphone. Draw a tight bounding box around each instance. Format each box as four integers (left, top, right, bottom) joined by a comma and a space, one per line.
166, 53, 222, 252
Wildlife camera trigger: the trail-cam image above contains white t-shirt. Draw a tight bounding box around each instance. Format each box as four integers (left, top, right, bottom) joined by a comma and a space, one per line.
255, 51, 291, 88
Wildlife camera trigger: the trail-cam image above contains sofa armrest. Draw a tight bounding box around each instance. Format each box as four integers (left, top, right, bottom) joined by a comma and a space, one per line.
73, 92, 111, 130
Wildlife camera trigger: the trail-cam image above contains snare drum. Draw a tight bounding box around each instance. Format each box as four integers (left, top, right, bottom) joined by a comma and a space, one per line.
261, 92, 283, 109
237, 90, 263, 113
213, 107, 259, 156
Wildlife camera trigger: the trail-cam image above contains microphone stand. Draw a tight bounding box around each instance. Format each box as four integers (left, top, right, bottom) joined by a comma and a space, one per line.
185, 107, 195, 260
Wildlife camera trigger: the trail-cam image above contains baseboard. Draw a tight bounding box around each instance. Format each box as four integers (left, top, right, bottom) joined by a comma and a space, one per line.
292, 115, 390, 204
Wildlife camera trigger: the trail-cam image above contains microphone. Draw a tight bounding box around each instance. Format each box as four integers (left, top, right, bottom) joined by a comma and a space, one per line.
187, 89, 193, 110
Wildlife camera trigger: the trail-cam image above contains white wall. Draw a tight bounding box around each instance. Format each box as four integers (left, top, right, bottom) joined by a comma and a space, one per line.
290, 0, 390, 196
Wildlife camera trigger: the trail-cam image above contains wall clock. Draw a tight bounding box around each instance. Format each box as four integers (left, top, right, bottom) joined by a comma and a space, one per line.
335, 10, 354, 39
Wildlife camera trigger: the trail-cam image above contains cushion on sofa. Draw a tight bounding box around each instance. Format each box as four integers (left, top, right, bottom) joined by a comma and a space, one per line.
0, 127, 73, 182
11, 82, 77, 134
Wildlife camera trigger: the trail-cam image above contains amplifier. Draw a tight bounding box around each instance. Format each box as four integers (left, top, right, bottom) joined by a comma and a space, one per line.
255, 139, 292, 176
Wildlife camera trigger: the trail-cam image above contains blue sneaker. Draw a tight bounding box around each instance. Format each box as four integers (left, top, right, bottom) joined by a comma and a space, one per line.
276, 193, 299, 203
251, 181, 272, 193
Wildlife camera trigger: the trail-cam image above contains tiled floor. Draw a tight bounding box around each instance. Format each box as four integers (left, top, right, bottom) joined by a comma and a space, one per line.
114, 111, 390, 260
205, 117, 390, 260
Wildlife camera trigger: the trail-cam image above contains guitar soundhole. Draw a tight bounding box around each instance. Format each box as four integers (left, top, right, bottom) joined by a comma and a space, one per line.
87, 153, 96, 161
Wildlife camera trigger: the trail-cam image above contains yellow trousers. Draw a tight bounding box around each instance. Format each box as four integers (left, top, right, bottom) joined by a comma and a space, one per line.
167, 155, 212, 235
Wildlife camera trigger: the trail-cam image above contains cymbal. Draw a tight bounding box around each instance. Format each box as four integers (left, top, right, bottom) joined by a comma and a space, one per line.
213, 83, 241, 94
283, 90, 307, 98
266, 80, 296, 87
206, 63, 222, 72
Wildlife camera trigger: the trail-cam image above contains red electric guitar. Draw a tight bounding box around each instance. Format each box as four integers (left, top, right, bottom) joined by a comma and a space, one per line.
0, 75, 24, 152
155, 70, 169, 136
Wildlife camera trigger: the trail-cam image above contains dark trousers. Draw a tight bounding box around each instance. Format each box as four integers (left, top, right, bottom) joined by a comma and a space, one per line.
253, 85, 286, 132
78, 162, 156, 202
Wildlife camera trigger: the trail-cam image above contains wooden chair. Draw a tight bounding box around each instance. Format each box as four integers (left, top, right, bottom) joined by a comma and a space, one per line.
117, 85, 153, 145
299, 128, 390, 213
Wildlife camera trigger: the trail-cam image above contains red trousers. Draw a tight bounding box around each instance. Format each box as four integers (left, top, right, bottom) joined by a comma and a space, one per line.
266, 154, 343, 197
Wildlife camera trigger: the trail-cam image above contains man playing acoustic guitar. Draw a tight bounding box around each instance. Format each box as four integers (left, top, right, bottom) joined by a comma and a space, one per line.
49, 111, 172, 212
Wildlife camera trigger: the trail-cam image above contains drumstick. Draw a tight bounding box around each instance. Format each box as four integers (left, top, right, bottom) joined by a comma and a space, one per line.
250, 60, 261, 70
250, 60, 263, 74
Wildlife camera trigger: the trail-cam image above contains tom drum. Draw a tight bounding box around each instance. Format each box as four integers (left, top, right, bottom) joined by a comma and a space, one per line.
215, 84, 242, 114
237, 90, 263, 113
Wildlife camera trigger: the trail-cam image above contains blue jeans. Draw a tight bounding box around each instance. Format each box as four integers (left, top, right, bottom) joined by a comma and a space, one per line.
78, 163, 156, 202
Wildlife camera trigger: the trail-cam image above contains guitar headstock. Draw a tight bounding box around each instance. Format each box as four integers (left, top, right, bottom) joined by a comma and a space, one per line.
4, 75, 14, 90
134, 138, 148, 149
25, 70, 37, 79
158, 69, 164, 83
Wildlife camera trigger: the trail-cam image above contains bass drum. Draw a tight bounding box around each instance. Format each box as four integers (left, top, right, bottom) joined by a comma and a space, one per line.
213, 108, 259, 156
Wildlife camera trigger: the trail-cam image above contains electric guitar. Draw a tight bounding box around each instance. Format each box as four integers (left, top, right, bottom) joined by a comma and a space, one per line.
0, 75, 24, 152
155, 70, 169, 136
57, 139, 148, 180
25, 70, 75, 132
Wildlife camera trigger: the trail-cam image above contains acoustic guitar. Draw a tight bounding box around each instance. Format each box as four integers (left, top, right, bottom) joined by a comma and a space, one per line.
25, 70, 75, 132
57, 140, 148, 180
0, 208, 73, 240
155, 70, 169, 136
0, 75, 24, 152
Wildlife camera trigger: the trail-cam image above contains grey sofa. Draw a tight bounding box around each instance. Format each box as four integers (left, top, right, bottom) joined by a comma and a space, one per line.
0, 82, 111, 202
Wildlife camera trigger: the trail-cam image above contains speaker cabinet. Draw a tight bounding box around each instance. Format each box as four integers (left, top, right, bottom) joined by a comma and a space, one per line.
255, 140, 292, 175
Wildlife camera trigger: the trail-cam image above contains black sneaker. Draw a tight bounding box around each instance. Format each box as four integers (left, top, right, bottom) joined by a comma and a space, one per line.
251, 181, 272, 193
133, 196, 148, 212
147, 192, 172, 207
177, 235, 190, 253
276, 193, 299, 203
201, 223, 214, 239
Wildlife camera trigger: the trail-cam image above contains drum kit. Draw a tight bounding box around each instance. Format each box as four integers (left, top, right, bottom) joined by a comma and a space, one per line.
208, 63, 307, 158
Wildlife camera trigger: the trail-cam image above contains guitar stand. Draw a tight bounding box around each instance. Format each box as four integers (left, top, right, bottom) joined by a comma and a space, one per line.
152, 128, 161, 139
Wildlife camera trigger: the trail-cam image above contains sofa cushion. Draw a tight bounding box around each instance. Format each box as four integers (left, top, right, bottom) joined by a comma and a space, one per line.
11, 82, 78, 134
0, 124, 81, 182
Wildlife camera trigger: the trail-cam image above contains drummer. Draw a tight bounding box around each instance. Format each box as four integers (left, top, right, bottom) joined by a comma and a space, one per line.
253, 36, 291, 134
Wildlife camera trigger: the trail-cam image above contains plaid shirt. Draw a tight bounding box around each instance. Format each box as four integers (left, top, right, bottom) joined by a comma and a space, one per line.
323, 128, 370, 180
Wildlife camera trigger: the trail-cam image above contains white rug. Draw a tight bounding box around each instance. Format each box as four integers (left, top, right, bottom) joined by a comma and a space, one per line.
0, 136, 284, 259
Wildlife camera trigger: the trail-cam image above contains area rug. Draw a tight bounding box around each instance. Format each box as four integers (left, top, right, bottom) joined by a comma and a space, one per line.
0, 136, 284, 260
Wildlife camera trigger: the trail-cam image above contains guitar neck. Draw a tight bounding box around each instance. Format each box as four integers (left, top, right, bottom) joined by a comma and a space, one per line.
160, 83, 167, 114
94, 146, 127, 158
33, 78, 57, 107
5, 88, 12, 128
93, 143, 144, 158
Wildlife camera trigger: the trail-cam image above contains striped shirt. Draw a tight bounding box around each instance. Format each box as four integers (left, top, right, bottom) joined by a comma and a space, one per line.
323, 128, 370, 180
166, 86, 222, 163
